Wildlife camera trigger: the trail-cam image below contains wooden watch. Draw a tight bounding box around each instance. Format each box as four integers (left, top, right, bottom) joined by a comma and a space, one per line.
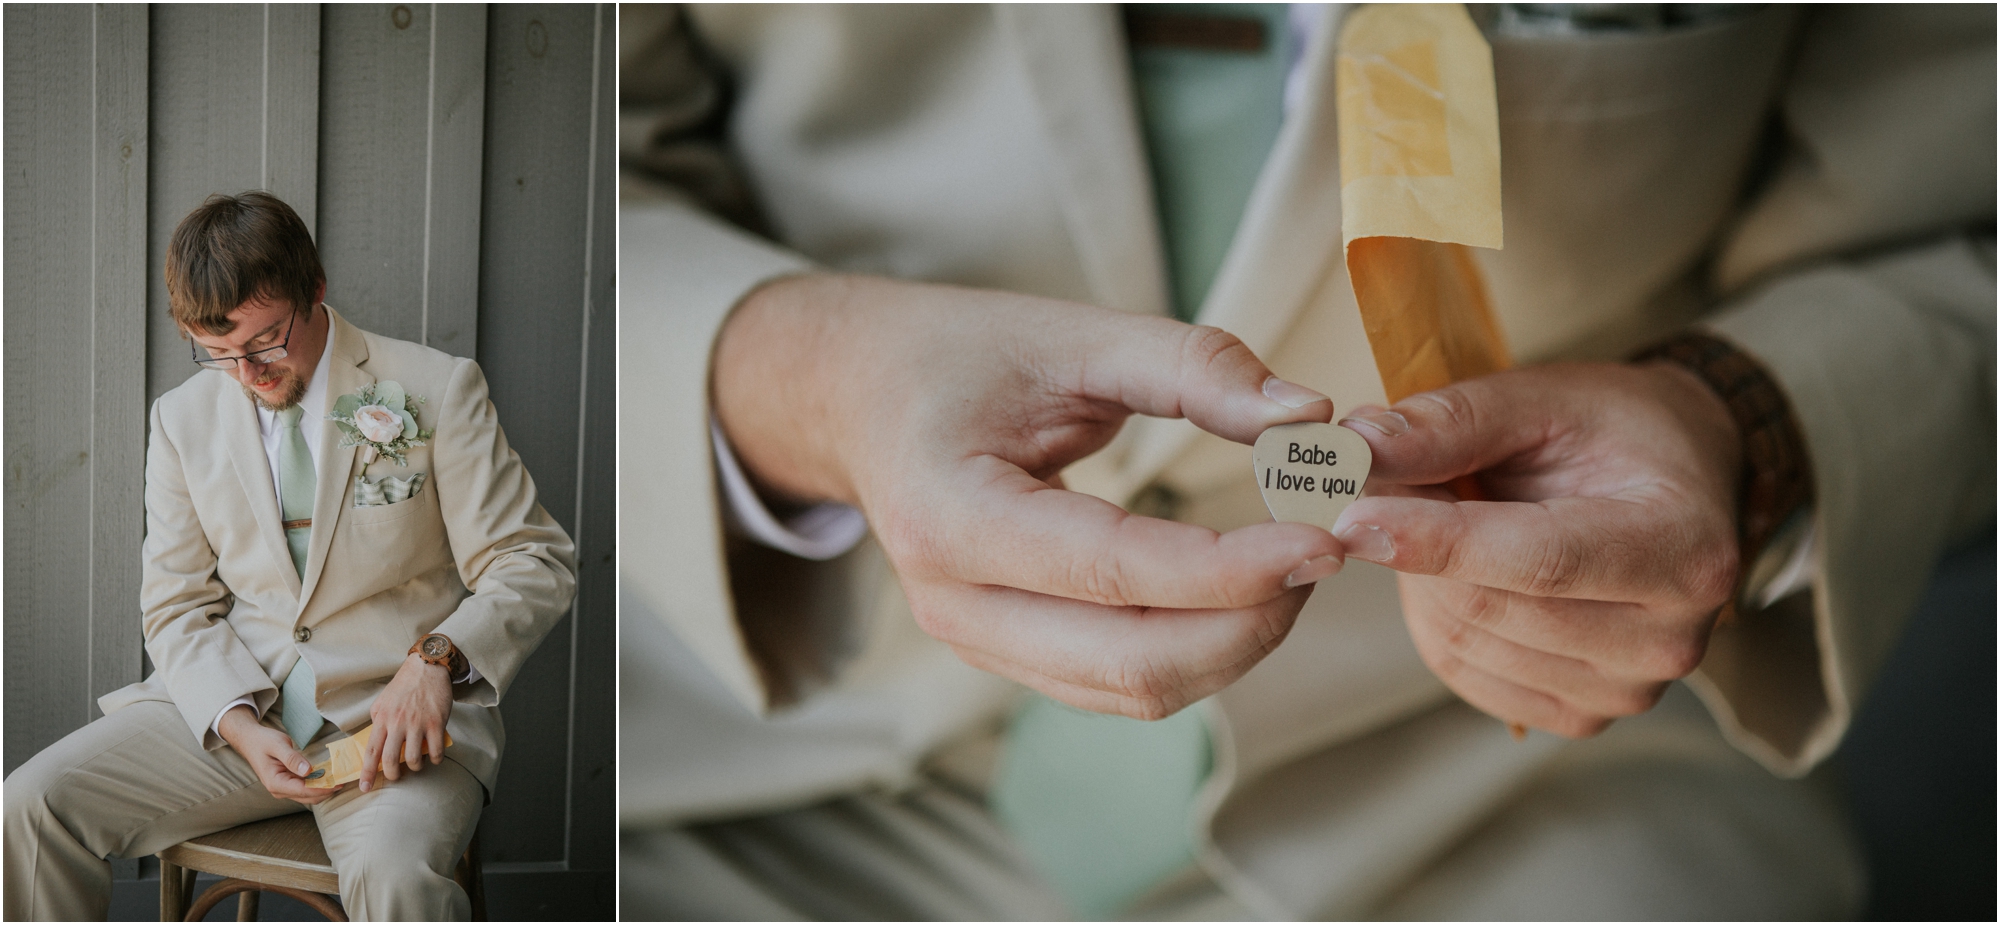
409, 632, 468, 679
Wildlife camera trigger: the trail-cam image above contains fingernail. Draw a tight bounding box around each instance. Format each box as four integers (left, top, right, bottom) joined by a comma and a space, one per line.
296, 761, 310, 775
1340, 410, 1409, 437
1263, 376, 1331, 409
1284, 555, 1343, 588
1336, 523, 1395, 563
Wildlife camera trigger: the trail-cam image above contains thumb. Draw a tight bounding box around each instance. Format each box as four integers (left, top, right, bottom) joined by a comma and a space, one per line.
282, 746, 312, 779
1069, 314, 1333, 444
1340, 375, 1550, 486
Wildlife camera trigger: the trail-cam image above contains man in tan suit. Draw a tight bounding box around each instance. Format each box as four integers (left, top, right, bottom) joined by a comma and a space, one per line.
618, 3, 1991, 919
3, 192, 577, 921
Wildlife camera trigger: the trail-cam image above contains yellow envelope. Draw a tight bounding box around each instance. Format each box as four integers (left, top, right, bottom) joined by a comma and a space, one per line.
1338, 7, 1523, 738
1337, 3, 1508, 405
302, 723, 454, 789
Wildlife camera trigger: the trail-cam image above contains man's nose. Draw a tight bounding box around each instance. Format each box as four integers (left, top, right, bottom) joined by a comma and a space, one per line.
234, 357, 271, 382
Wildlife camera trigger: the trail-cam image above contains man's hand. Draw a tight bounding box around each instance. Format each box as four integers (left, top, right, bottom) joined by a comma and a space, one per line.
1331, 362, 1743, 738
217, 705, 339, 805
361, 655, 453, 791
714, 274, 1346, 719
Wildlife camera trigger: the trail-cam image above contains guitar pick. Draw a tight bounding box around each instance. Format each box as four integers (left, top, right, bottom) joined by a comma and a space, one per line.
1252, 423, 1372, 530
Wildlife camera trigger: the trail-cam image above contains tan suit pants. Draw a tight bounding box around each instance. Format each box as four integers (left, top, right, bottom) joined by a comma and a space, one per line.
3, 700, 484, 921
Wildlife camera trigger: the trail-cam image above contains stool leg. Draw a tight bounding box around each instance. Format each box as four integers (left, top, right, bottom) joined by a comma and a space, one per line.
236, 888, 261, 921
158, 856, 187, 922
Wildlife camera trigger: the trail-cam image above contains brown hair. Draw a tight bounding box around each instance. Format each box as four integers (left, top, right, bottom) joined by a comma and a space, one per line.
165, 191, 324, 336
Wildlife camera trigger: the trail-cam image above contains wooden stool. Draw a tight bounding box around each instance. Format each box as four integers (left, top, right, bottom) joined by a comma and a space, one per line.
156, 813, 486, 921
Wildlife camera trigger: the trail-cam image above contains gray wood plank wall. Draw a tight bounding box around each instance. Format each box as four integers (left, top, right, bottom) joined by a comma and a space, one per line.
4, 3, 150, 785
4, 2, 614, 895
470, 2, 617, 876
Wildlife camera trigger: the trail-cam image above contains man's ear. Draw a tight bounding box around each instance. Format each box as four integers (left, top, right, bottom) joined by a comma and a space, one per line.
313, 279, 328, 307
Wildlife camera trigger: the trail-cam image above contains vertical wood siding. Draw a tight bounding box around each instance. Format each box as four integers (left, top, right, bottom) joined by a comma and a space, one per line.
89, 3, 152, 761
473, 3, 616, 871
6, 2, 96, 759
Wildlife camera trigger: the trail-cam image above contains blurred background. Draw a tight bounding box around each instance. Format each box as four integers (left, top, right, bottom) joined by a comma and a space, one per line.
3, 4, 615, 919
1835, 531, 1994, 921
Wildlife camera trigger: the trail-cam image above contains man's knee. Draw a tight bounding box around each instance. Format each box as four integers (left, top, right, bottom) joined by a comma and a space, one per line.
4, 766, 44, 819
5, 747, 80, 838
342, 838, 459, 889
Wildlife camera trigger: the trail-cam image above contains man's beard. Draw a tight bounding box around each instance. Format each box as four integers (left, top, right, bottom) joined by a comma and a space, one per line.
240, 366, 308, 411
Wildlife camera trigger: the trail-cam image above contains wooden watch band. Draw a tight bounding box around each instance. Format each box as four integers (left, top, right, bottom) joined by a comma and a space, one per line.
1633, 332, 1816, 614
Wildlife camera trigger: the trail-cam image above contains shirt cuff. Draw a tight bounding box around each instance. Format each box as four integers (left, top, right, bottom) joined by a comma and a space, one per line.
710, 418, 869, 561
458, 662, 482, 685
1747, 510, 1819, 610
210, 695, 260, 740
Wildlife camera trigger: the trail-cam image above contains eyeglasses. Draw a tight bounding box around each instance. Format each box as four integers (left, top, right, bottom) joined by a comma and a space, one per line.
191, 311, 295, 371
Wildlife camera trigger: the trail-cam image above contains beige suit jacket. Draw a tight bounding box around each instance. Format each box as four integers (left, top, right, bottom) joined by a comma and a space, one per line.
101, 308, 578, 791
619, 3, 1993, 915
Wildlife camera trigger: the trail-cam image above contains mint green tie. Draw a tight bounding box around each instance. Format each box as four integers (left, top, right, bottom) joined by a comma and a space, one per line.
280, 655, 320, 749
991, 697, 1213, 919
275, 406, 321, 748
990, 7, 1289, 916
276, 406, 314, 577
1129, 3, 1290, 322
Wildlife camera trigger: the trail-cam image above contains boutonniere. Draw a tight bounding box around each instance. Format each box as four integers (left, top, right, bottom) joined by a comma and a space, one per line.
328, 381, 433, 466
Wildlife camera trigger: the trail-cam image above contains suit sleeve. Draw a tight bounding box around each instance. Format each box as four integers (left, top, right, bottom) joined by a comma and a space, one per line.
1686, 5, 1997, 775
1690, 236, 1994, 776
618, 4, 823, 714
620, 198, 810, 716
428, 358, 580, 704
138, 400, 281, 749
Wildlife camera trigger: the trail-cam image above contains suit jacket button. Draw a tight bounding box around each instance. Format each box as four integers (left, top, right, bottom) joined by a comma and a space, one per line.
294, 627, 312, 643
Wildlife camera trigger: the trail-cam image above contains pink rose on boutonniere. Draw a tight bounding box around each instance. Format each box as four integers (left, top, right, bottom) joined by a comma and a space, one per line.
353, 404, 405, 444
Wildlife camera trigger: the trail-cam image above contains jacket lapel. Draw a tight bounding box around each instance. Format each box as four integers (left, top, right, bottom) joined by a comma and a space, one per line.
296, 308, 372, 614
997, 4, 1172, 320
1111, 6, 1359, 499
996, 4, 1176, 503
221, 380, 302, 598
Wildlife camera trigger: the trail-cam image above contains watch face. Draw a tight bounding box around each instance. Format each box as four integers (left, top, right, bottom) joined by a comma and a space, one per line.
422, 635, 450, 659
